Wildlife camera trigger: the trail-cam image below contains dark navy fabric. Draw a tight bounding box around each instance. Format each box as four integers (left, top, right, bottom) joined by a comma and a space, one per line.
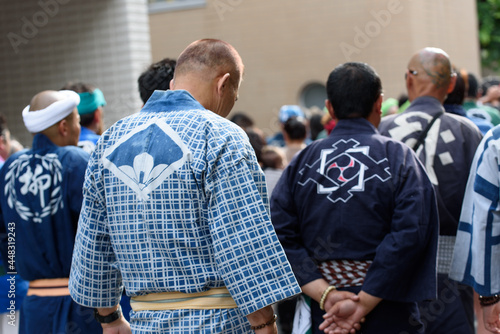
418, 274, 474, 334
0, 134, 100, 333
271, 118, 439, 303
0, 134, 89, 280
379, 96, 481, 334
379, 96, 483, 236
19, 295, 101, 334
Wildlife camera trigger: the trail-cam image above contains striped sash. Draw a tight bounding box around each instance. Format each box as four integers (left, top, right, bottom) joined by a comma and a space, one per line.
130, 287, 237, 311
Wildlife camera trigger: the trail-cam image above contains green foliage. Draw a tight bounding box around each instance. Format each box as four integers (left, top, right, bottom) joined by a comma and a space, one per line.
478, 0, 500, 71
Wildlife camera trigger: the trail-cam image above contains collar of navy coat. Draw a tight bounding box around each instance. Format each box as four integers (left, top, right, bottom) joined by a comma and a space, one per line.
329, 117, 379, 136
32, 133, 57, 151
405, 96, 446, 116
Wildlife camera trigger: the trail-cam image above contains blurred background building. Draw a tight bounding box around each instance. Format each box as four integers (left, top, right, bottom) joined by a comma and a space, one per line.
0, 0, 481, 144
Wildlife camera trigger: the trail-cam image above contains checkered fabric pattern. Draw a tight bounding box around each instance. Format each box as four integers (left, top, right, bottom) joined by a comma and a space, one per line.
451, 126, 500, 296
130, 308, 250, 333
437, 235, 456, 275
69, 90, 301, 332
319, 260, 373, 288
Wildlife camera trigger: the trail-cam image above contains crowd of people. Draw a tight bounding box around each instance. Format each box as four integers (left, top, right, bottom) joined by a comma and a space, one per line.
0, 39, 500, 334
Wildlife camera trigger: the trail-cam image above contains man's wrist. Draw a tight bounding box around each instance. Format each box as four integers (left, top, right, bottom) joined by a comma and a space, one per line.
479, 294, 500, 307
357, 290, 382, 316
250, 314, 277, 331
319, 285, 337, 310
247, 305, 275, 332
94, 305, 122, 324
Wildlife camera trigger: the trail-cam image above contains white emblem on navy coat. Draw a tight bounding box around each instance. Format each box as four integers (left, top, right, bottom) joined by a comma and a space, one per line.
103, 119, 192, 201
298, 139, 391, 203
4, 153, 64, 222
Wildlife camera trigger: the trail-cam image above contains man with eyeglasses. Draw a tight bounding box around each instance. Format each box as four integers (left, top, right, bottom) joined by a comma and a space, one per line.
379, 47, 483, 334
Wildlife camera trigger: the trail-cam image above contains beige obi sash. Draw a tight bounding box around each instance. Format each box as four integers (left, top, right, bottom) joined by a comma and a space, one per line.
130, 287, 237, 311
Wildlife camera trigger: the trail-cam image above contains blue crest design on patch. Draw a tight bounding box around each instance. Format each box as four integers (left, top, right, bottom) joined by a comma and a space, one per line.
103, 120, 191, 200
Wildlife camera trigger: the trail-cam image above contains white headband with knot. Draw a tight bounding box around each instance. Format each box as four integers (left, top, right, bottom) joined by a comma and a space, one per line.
22, 90, 80, 133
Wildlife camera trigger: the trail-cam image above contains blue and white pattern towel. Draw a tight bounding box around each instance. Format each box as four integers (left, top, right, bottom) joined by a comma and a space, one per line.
450, 125, 500, 296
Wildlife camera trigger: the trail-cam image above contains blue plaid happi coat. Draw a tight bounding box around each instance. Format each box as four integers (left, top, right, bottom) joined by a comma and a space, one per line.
69, 90, 301, 333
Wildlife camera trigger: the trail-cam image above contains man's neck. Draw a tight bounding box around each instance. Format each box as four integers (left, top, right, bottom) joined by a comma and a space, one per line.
172, 76, 213, 112
410, 83, 448, 104
285, 140, 305, 146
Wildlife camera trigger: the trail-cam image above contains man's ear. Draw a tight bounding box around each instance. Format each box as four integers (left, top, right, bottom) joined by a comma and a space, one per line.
0, 135, 6, 155
325, 99, 336, 119
217, 73, 231, 96
94, 108, 103, 125
58, 119, 68, 137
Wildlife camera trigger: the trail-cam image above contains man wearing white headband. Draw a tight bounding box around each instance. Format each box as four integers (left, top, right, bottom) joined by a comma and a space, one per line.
0, 90, 102, 333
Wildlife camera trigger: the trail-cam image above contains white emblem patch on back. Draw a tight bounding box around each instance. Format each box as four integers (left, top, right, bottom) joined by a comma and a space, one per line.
298, 139, 391, 203
4, 153, 63, 222
103, 120, 192, 201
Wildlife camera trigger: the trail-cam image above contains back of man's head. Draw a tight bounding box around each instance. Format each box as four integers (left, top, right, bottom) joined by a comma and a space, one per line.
326, 62, 382, 119
24, 90, 80, 146
467, 72, 479, 98
261, 146, 285, 170
173, 39, 243, 89
30, 90, 66, 112
407, 47, 454, 101
245, 128, 266, 164
230, 112, 254, 129
138, 58, 176, 104
283, 116, 307, 141
61, 82, 105, 128
62, 82, 94, 94
481, 77, 500, 97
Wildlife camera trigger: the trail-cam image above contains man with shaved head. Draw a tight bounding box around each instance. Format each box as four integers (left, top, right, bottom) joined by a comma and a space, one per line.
379, 47, 483, 334
0, 90, 102, 333
69, 39, 300, 333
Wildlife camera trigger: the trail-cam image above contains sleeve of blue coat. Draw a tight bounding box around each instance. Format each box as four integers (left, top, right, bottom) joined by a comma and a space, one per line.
69, 152, 123, 308
361, 146, 439, 302
207, 157, 301, 316
270, 166, 325, 287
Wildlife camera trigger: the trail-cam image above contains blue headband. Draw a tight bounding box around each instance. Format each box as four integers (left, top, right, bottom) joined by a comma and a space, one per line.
77, 88, 106, 115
